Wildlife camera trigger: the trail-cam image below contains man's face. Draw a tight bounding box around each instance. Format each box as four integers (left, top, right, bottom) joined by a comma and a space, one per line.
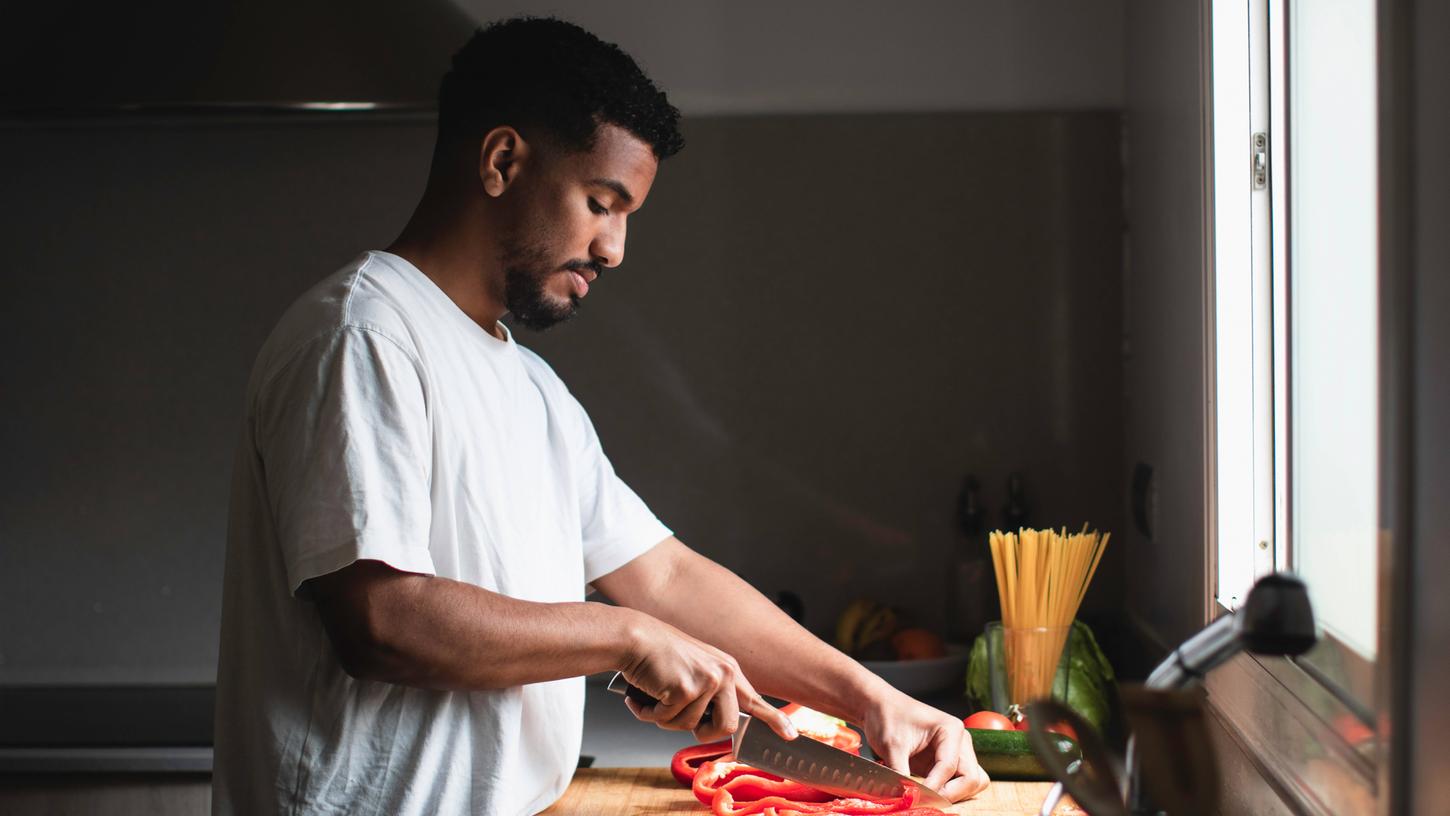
500, 123, 659, 331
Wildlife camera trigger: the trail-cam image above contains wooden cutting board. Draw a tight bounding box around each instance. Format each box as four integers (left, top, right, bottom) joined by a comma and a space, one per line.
540, 768, 1084, 815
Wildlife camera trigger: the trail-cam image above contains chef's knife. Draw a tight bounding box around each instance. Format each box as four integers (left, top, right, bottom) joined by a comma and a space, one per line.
604, 672, 952, 809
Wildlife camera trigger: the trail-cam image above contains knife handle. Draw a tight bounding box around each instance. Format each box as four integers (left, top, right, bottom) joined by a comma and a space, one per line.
606, 672, 714, 727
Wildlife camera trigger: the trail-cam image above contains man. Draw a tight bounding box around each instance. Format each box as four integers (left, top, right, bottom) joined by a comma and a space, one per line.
213, 17, 989, 815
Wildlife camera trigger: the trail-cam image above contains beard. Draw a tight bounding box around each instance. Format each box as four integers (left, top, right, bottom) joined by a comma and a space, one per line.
501, 240, 589, 332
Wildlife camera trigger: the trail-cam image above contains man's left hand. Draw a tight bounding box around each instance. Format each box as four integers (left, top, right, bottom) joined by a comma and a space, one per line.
857, 690, 991, 803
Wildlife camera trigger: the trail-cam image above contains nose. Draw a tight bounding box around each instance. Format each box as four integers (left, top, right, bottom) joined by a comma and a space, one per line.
590, 218, 626, 269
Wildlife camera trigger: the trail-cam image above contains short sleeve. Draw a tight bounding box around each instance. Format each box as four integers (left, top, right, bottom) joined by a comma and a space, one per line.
253, 326, 436, 594
565, 395, 672, 584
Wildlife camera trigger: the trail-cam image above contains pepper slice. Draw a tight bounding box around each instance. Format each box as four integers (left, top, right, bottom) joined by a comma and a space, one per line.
671, 739, 734, 786
695, 761, 947, 815
671, 704, 860, 789
669, 705, 941, 815
780, 703, 863, 755
692, 760, 837, 806
710, 783, 943, 816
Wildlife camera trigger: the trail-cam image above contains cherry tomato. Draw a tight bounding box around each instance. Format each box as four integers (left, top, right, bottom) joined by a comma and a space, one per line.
1333, 713, 1374, 747
1050, 722, 1079, 741
963, 711, 1014, 730
1014, 717, 1079, 742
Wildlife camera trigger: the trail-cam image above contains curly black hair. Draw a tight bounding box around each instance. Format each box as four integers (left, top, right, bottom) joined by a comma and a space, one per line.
438, 17, 684, 160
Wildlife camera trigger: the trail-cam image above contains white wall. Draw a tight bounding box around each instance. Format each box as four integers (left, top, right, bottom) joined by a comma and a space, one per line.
454, 0, 1126, 114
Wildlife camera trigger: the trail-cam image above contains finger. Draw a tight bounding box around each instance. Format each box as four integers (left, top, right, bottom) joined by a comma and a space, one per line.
739, 691, 798, 740
941, 759, 991, 802
971, 765, 991, 796
623, 695, 657, 723
879, 740, 910, 776
662, 686, 715, 733
922, 727, 963, 792
692, 681, 739, 743
642, 686, 692, 725
922, 758, 954, 793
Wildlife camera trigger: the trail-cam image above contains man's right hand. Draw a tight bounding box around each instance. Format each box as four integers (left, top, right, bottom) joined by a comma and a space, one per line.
617, 613, 798, 744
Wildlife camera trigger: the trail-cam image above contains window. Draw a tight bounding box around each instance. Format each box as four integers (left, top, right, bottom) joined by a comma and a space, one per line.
1208, 0, 1382, 808
1283, 0, 1380, 662
1212, 0, 1379, 662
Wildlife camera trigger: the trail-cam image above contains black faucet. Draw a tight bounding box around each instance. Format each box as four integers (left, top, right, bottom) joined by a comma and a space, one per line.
1030, 573, 1317, 815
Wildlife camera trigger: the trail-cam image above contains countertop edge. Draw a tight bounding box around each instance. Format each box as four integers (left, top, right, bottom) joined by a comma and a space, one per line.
0, 746, 213, 774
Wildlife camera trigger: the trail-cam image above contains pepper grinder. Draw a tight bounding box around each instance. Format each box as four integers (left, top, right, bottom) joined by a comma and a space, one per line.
949, 476, 992, 642
1003, 472, 1030, 531
956, 476, 985, 540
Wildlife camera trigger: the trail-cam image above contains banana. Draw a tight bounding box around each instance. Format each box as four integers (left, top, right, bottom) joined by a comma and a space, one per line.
835, 599, 899, 657
856, 606, 899, 655
834, 599, 877, 654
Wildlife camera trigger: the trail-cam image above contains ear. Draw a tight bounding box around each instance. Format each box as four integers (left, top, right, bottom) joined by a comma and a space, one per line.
478, 126, 531, 197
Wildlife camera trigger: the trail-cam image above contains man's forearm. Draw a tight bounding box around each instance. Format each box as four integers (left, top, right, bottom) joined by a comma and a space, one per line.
310, 560, 641, 691
598, 540, 894, 724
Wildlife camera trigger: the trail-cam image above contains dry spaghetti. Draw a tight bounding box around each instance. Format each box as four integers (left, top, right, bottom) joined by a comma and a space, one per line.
988, 525, 1109, 705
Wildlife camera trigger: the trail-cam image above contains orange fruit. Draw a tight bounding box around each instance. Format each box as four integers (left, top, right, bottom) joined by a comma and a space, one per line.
891, 628, 946, 660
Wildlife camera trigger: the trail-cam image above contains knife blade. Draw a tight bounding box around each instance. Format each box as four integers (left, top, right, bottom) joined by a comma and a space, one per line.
604, 672, 951, 809
732, 714, 953, 808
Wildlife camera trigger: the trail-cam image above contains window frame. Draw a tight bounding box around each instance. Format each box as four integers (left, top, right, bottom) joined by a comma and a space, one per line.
1203, 0, 1397, 812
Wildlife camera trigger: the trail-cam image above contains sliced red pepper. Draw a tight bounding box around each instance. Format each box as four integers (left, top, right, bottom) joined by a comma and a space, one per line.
832, 727, 863, 755
692, 760, 837, 806
672, 706, 859, 789
673, 706, 944, 815
710, 783, 942, 816
710, 789, 833, 816
671, 739, 734, 786
780, 703, 864, 755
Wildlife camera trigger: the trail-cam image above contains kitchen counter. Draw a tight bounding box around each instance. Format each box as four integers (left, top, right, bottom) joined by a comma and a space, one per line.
0, 686, 213, 773
541, 768, 1084, 815
567, 682, 1087, 815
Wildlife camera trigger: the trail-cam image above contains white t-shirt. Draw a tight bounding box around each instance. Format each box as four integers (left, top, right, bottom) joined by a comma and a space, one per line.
212, 251, 671, 816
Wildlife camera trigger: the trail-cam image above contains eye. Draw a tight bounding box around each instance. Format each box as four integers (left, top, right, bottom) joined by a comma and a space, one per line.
587, 197, 609, 216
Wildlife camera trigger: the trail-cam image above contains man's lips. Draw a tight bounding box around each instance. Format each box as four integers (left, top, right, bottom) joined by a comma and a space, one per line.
567, 268, 593, 297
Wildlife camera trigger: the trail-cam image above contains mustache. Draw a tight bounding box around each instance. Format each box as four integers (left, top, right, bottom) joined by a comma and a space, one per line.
562, 260, 604, 279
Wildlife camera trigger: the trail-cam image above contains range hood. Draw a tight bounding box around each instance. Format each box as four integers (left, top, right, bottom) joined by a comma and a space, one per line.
1, 0, 477, 115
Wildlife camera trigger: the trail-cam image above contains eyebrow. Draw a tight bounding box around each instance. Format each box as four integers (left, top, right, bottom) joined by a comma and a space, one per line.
587, 178, 635, 206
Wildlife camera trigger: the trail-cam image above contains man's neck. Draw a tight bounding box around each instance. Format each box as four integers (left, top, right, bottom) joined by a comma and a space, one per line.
386, 202, 509, 339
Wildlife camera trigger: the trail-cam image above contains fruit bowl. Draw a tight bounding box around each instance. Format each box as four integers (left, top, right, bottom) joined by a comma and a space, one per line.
859, 644, 970, 697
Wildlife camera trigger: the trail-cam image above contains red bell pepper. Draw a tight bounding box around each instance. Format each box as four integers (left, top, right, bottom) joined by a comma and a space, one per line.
696, 761, 948, 815
670, 705, 859, 789
692, 760, 837, 806
709, 783, 944, 816
780, 703, 863, 755
671, 739, 734, 786
669, 705, 944, 815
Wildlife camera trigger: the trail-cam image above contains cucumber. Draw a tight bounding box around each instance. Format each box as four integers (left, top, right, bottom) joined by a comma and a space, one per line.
967, 728, 1079, 781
